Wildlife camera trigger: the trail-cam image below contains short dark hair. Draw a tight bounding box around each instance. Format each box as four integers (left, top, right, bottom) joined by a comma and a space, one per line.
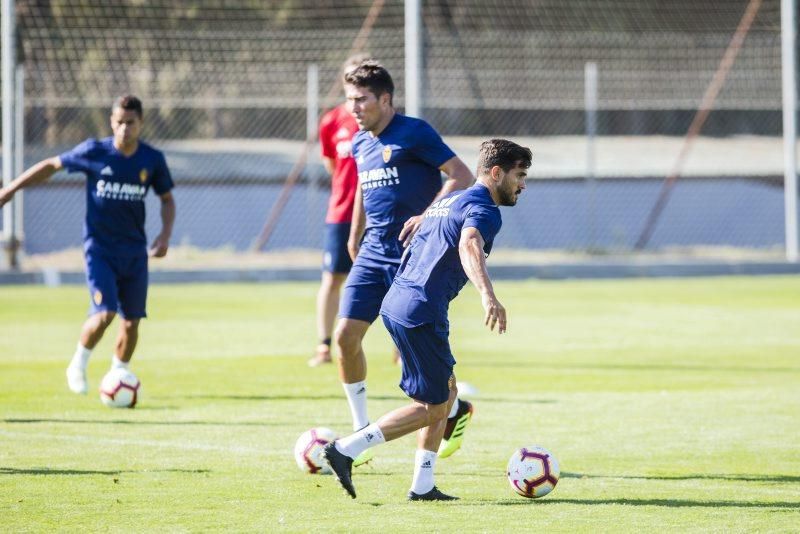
476, 139, 532, 177
112, 95, 143, 119
343, 60, 394, 104
342, 52, 371, 76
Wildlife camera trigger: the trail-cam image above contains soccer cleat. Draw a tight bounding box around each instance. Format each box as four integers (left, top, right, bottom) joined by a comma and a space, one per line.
323, 442, 356, 498
353, 447, 374, 467
66, 365, 88, 395
307, 344, 332, 367
438, 399, 473, 458
407, 486, 460, 501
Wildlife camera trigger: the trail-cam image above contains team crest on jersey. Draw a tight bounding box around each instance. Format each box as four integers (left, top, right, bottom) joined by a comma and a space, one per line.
382, 146, 392, 163
93, 290, 103, 306
139, 169, 148, 183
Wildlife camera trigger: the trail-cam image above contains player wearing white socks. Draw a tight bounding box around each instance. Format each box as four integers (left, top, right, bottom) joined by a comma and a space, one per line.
324, 138, 531, 501
333, 61, 475, 468
0, 96, 175, 397
66, 343, 92, 394
66, 343, 132, 395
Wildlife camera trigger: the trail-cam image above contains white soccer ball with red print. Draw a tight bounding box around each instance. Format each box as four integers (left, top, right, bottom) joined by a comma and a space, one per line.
506, 445, 560, 498
99, 368, 141, 408
294, 427, 337, 474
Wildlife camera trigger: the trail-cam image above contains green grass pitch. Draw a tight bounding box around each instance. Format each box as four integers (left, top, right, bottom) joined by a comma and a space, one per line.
1, 276, 799, 532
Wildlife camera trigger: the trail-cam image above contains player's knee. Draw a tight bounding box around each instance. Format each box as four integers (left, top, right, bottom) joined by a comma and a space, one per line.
319, 272, 335, 291
331, 273, 348, 289
334, 323, 359, 353
120, 318, 139, 334
92, 311, 116, 329
427, 401, 450, 424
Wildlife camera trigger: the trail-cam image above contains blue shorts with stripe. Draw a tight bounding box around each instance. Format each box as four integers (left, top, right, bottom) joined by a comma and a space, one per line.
322, 222, 353, 274
381, 314, 455, 405
85, 250, 148, 319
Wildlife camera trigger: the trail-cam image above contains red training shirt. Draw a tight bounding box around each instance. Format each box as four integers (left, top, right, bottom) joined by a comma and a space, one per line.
319, 104, 359, 224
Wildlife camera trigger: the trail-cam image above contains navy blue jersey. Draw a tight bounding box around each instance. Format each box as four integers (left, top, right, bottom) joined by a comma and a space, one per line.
380, 183, 502, 327
59, 137, 173, 257
352, 113, 455, 263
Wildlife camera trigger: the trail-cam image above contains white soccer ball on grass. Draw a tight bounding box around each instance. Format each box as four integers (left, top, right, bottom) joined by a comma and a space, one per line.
99, 368, 141, 408
506, 445, 560, 498
294, 427, 338, 474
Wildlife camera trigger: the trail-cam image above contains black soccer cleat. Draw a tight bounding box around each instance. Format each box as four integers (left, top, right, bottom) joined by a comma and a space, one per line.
407, 486, 460, 502
323, 442, 356, 499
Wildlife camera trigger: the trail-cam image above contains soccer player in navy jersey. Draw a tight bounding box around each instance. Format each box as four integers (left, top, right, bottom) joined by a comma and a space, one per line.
0, 95, 175, 395
309, 53, 401, 368
324, 138, 531, 501
333, 60, 475, 463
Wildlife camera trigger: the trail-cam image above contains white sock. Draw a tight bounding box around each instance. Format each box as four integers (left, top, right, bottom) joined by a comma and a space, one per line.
69, 343, 91, 370
111, 355, 128, 370
410, 449, 437, 494
447, 398, 460, 419
343, 381, 369, 431
336, 423, 385, 459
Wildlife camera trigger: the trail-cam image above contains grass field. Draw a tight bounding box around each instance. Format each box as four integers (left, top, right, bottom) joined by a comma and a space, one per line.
2, 276, 799, 532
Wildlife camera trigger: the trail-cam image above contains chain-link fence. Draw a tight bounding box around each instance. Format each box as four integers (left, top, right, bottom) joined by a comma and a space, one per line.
0, 0, 793, 269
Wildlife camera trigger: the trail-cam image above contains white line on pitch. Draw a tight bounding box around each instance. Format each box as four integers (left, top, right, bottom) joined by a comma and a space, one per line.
0, 429, 271, 456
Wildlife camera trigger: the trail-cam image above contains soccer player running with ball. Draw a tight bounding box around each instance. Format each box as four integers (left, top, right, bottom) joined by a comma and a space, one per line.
333, 60, 475, 464
324, 138, 531, 501
0, 95, 175, 395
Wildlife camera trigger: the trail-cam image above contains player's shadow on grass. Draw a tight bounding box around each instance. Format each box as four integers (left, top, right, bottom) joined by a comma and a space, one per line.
2, 418, 283, 427
1, 467, 209, 476
176, 394, 408, 402
465, 396, 556, 404
174, 394, 555, 405
562, 471, 800, 484
473, 361, 800, 374
491, 497, 800, 509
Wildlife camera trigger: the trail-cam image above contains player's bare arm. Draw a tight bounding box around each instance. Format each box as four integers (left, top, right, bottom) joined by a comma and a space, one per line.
438, 156, 476, 198
322, 156, 336, 176
347, 184, 366, 261
459, 226, 507, 334
0, 156, 63, 208
399, 156, 474, 247
149, 191, 176, 258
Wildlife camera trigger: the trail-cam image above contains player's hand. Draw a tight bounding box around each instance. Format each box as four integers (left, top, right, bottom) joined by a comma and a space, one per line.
0, 188, 12, 208
148, 234, 170, 258
347, 238, 360, 262
481, 292, 507, 334
399, 215, 423, 247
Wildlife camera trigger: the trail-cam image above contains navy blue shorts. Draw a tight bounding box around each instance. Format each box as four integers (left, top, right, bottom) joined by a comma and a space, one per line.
381, 315, 456, 405
85, 250, 148, 319
322, 223, 353, 274
339, 257, 398, 323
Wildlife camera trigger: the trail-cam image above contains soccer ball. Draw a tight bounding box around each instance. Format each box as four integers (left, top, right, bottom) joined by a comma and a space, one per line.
506, 445, 560, 498
294, 427, 337, 474
99, 368, 141, 408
